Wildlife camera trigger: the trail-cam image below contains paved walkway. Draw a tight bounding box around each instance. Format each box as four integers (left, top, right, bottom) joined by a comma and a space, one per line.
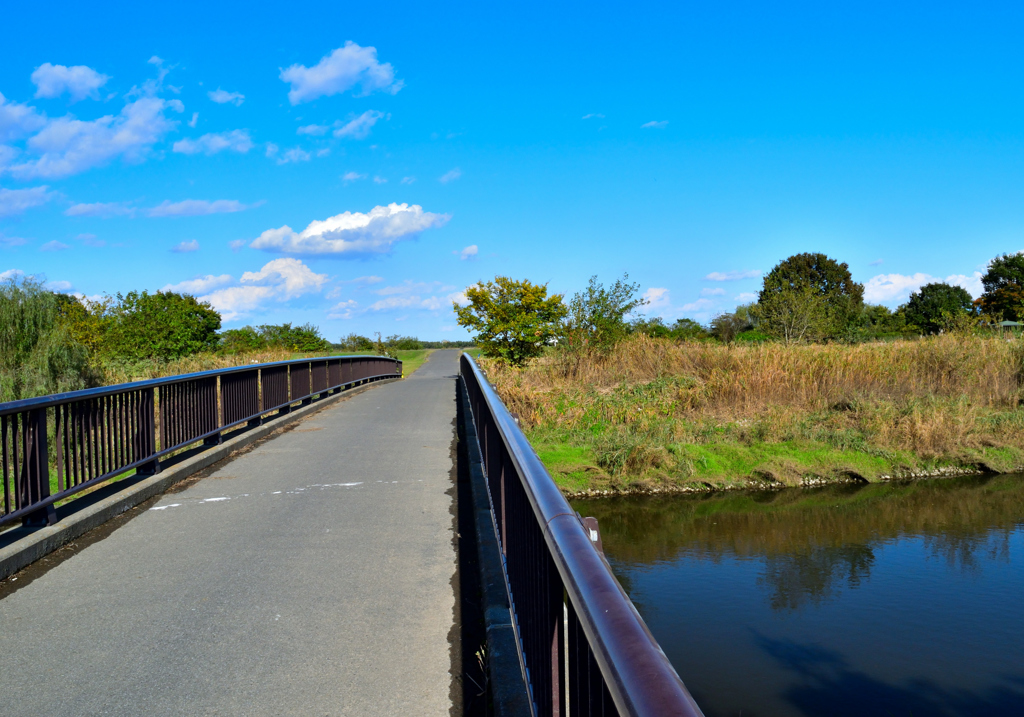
0, 351, 461, 716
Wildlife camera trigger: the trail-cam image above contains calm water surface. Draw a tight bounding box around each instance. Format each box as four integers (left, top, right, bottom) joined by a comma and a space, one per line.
573, 475, 1024, 717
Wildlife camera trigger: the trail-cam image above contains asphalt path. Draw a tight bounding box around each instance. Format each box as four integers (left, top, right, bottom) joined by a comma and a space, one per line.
0, 350, 461, 716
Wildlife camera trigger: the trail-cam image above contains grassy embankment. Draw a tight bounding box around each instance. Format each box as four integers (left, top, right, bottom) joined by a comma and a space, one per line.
482, 334, 1024, 494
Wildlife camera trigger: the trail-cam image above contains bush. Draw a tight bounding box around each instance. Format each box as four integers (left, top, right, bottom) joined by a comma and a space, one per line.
340, 333, 375, 352
562, 274, 645, 354
102, 291, 221, 361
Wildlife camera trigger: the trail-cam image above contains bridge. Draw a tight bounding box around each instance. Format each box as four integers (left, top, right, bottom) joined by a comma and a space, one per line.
0, 351, 703, 716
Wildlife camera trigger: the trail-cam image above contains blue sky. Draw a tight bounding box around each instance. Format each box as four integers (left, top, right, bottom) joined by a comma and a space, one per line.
2, 1, 1023, 339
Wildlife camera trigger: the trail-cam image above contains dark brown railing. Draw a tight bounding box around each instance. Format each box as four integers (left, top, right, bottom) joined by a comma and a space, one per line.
0, 355, 401, 528
461, 354, 704, 717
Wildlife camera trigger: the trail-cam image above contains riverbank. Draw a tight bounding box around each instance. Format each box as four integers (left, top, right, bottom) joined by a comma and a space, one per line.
482, 334, 1024, 495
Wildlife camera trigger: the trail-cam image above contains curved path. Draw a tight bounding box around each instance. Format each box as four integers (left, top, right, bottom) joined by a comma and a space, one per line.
0, 350, 461, 716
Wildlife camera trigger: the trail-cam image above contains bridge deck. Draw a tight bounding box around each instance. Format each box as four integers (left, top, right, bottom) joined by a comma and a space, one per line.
0, 351, 460, 716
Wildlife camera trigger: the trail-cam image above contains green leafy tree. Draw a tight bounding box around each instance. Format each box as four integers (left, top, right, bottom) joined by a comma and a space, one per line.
903, 283, 975, 334
257, 323, 331, 352
631, 317, 672, 338
979, 253, 1024, 320
453, 277, 567, 366
755, 253, 864, 342
340, 333, 375, 352
710, 303, 756, 343
384, 335, 423, 350
0, 278, 94, 401
669, 318, 710, 340
563, 274, 646, 353
103, 291, 221, 361
219, 326, 268, 353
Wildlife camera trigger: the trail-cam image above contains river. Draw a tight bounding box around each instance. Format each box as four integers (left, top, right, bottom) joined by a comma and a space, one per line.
572, 475, 1024, 717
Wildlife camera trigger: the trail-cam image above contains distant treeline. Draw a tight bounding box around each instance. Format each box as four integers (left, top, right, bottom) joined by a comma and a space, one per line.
338, 333, 475, 352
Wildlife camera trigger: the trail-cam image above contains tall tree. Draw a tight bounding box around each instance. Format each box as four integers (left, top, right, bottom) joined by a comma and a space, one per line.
979, 253, 1024, 321
453, 277, 567, 366
563, 274, 646, 353
903, 283, 975, 333
755, 253, 864, 342
103, 291, 221, 361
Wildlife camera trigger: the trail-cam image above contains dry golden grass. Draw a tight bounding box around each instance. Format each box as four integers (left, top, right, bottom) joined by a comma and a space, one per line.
482, 334, 1024, 485
97, 349, 331, 385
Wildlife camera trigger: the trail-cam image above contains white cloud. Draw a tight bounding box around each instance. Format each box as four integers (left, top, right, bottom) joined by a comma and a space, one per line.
197, 258, 329, 320
40, 240, 71, 252
316, 148, 330, 158
171, 239, 200, 253
65, 201, 133, 218
0, 269, 25, 280
77, 232, 105, 247
47, 279, 73, 291
373, 176, 387, 184
400, 176, 415, 184
265, 142, 279, 157
641, 120, 669, 129
642, 287, 671, 311
31, 63, 110, 102
0, 92, 47, 142
439, 167, 461, 184
0, 232, 28, 247
251, 203, 450, 257
342, 171, 366, 182
701, 287, 725, 296
173, 129, 252, 155
705, 269, 761, 281
276, 147, 311, 164
582, 113, 605, 119
681, 297, 716, 312
870, 259, 883, 266
9, 95, 183, 179
279, 41, 403, 104
207, 88, 244, 106
229, 239, 245, 251
147, 199, 257, 218
297, 123, 330, 136
334, 110, 384, 139
0, 186, 53, 217
864, 271, 984, 303
457, 245, 478, 260
188, 112, 198, 128
327, 299, 358, 319
162, 274, 233, 294
735, 292, 758, 302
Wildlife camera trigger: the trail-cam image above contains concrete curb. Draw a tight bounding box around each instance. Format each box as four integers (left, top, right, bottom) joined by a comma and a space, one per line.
0, 377, 400, 582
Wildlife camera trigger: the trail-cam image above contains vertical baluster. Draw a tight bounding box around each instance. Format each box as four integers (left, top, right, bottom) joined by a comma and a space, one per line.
1, 416, 9, 515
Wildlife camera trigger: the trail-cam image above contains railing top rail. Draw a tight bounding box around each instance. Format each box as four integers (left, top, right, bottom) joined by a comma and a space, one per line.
0, 354, 398, 416
460, 353, 703, 717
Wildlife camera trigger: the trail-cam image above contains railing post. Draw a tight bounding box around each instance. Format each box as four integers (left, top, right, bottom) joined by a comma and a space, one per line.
20, 408, 56, 526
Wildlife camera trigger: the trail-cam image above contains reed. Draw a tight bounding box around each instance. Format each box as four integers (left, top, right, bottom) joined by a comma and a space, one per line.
481, 334, 1024, 490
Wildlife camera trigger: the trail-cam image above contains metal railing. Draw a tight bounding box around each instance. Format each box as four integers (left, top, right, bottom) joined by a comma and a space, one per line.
460, 354, 704, 717
0, 355, 402, 528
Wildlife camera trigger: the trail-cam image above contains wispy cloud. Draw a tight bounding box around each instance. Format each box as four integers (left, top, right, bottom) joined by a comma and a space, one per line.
705, 269, 761, 281
582, 113, 605, 120
400, 176, 415, 185
40, 240, 70, 252
280, 41, 403, 105
439, 167, 462, 184
456, 244, 478, 260
863, 271, 984, 303
342, 171, 366, 182
171, 239, 200, 253
297, 123, 330, 136
334, 110, 385, 140
173, 129, 253, 155
0, 186, 53, 217
147, 199, 259, 218
65, 201, 133, 218
207, 88, 244, 106
641, 120, 669, 129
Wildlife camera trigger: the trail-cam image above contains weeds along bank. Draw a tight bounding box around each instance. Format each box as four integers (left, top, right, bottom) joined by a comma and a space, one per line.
481, 334, 1024, 494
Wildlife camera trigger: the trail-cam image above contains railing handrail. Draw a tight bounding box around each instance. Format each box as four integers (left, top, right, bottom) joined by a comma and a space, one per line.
0, 354, 388, 416
461, 354, 704, 717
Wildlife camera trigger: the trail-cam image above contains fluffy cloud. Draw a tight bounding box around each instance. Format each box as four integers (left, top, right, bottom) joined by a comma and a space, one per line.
279, 42, 403, 104
439, 167, 462, 184
173, 129, 252, 155
207, 88, 244, 106
641, 120, 669, 129
0, 186, 53, 217
277, 147, 311, 164
334, 110, 384, 139
171, 239, 200, 253
642, 287, 671, 311
196, 258, 329, 320
863, 271, 984, 303
161, 274, 233, 294
373, 175, 387, 184
327, 299, 358, 319
251, 203, 450, 257
458, 245, 478, 260
0, 92, 47, 142
8, 95, 183, 179
65, 201, 133, 218
31, 63, 110, 102
342, 171, 366, 182
705, 269, 761, 281
147, 199, 257, 218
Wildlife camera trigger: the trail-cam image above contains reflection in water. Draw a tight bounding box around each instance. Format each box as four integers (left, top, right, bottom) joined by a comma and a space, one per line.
574, 475, 1024, 717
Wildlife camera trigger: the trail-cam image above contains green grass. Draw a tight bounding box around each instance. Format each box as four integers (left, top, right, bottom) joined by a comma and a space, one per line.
462, 347, 483, 359
395, 349, 432, 375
